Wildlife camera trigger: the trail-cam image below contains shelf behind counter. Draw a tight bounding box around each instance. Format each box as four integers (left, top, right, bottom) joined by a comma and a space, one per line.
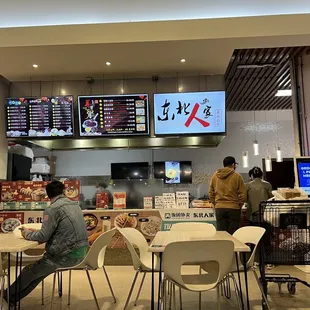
0, 208, 216, 248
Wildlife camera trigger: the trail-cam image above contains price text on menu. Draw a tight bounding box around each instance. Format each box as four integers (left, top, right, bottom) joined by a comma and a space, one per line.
5, 96, 74, 138
78, 94, 149, 136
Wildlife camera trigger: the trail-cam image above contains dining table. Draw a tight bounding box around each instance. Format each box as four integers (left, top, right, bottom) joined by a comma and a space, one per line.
0, 233, 38, 310
148, 230, 251, 310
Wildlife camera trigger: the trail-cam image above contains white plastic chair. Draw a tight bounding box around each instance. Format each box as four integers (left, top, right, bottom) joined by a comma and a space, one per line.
230, 226, 270, 310
118, 228, 160, 309
0, 253, 8, 309
50, 228, 117, 310
13, 224, 45, 305
170, 222, 217, 307
162, 240, 235, 310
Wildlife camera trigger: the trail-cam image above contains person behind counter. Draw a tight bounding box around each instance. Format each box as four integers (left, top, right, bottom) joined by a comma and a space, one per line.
209, 156, 246, 234
246, 166, 273, 223
4, 181, 89, 305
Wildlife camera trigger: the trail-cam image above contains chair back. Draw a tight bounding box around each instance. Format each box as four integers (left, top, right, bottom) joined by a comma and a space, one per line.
81, 228, 116, 269
163, 240, 234, 290
0, 253, 8, 276
233, 226, 266, 268
170, 222, 216, 237
13, 224, 42, 238
118, 228, 149, 270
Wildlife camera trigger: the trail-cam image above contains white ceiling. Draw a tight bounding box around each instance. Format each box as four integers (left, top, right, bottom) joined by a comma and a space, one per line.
1, 12, 310, 81
2, 0, 310, 27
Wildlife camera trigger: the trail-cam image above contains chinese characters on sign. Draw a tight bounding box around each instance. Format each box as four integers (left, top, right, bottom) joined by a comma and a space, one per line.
154, 91, 225, 135
78, 94, 149, 136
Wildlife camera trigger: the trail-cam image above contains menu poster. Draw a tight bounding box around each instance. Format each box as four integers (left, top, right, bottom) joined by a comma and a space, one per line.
176, 191, 189, 208
5, 96, 74, 138
155, 196, 164, 209
0, 212, 24, 233
96, 193, 109, 209
78, 94, 149, 136
113, 192, 126, 209
143, 197, 153, 209
163, 193, 176, 209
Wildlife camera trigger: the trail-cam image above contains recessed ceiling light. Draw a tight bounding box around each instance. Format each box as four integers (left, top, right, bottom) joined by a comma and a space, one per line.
180, 59, 186, 63
106, 62, 111, 66
32, 64, 38, 68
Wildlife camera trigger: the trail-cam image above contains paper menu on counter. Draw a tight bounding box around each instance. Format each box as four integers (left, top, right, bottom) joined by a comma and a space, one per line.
176, 191, 189, 208
143, 196, 153, 209
155, 196, 164, 209
163, 193, 176, 208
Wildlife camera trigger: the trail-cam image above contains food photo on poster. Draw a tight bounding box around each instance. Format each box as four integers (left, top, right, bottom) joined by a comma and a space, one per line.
78, 94, 149, 136
5, 96, 74, 138
154, 91, 225, 135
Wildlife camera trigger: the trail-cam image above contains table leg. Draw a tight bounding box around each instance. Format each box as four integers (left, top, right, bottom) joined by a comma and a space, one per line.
7, 253, 11, 309
157, 253, 163, 310
235, 253, 244, 309
242, 253, 250, 309
18, 252, 22, 310
14, 253, 19, 310
58, 271, 63, 297
151, 252, 154, 310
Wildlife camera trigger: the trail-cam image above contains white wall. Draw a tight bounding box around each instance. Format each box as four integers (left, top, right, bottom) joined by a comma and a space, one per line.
32, 109, 294, 198
49, 110, 294, 175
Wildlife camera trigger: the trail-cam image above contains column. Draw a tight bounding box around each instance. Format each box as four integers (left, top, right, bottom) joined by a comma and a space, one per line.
291, 54, 310, 156
0, 76, 10, 179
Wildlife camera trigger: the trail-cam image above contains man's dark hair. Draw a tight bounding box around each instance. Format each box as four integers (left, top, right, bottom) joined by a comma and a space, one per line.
223, 156, 237, 167
248, 168, 254, 178
252, 166, 263, 179
46, 181, 65, 199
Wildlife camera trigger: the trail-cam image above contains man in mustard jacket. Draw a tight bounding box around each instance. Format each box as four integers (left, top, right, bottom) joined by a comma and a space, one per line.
209, 156, 246, 234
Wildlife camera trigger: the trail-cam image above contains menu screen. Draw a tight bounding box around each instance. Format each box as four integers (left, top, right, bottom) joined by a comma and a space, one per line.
5, 96, 74, 138
154, 91, 225, 135
165, 161, 181, 184
78, 94, 149, 136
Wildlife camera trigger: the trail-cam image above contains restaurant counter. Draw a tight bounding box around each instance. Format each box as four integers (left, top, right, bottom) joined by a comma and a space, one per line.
0, 208, 216, 248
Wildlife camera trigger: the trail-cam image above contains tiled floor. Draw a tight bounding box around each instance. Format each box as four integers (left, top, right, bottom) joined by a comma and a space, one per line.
6, 265, 310, 309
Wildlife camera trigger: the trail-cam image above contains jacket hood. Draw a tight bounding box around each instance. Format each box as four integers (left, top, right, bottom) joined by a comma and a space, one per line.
216, 167, 235, 179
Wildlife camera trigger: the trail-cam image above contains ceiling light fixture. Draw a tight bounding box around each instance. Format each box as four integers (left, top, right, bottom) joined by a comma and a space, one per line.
32, 64, 38, 68
180, 59, 186, 63
106, 62, 111, 66
275, 89, 292, 97
242, 151, 249, 168
265, 156, 272, 172
253, 111, 259, 156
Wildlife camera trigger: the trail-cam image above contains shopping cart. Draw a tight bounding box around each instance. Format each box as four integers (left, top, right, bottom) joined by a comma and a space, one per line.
257, 200, 310, 309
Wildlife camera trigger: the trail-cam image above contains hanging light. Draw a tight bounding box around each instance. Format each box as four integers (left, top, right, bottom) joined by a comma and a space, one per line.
242, 151, 249, 168
276, 147, 283, 162
265, 156, 272, 172
253, 140, 259, 156
253, 111, 259, 156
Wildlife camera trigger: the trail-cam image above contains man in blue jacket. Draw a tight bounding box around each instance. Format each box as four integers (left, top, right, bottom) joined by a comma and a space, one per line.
4, 181, 89, 305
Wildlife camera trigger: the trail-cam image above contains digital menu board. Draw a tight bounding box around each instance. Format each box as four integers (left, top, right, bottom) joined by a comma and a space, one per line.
5, 96, 74, 138
154, 91, 225, 135
78, 94, 149, 136
296, 158, 310, 196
